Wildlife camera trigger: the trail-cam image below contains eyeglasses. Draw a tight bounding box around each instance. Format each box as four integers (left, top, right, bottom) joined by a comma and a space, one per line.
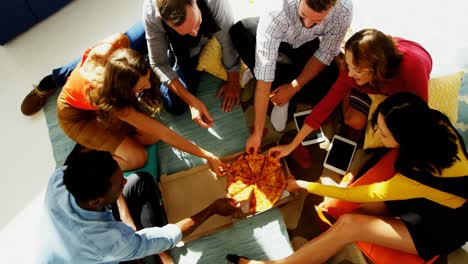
347, 64, 373, 75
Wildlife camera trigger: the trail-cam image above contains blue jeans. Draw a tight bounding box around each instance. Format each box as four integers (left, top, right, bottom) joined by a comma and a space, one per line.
51, 21, 147, 87
159, 56, 201, 115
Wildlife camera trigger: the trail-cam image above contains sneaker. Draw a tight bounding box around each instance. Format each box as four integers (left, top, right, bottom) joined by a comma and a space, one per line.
21, 75, 57, 116
270, 102, 289, 132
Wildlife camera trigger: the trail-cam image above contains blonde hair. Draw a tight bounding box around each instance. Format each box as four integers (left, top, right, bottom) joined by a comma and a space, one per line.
94, 48, 160, 117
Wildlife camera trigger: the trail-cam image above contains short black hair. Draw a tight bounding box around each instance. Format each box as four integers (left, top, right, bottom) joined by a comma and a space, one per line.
63, 150, 118, 202
305, 0, 336, 12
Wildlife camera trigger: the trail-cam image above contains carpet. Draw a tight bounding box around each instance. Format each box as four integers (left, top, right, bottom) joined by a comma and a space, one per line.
157, 73, 250, 175
170, 208, 293, 263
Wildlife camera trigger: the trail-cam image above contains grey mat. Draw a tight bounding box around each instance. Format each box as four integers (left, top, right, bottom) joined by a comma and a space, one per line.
157, 73, 250, 175
44, 87, 75, 167
170, 208, 293, 264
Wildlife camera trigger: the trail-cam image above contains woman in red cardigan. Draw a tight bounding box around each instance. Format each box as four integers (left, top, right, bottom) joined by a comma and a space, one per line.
269, 28, 432, 158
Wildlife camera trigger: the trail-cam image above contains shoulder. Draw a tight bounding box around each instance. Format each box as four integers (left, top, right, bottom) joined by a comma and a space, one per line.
325, 0, 353, 27
44, 166, 67, 209
47, 166, 67, 193
396, 38, 431, 73
143, 0, 162, 23
396, 38, 431, 64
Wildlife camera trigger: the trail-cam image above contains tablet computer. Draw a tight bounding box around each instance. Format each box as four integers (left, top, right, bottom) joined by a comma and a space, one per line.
323, 135, 357, 175
293, 110, 326, 146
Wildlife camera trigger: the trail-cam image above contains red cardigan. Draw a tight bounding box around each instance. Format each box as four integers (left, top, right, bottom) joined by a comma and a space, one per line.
304, 37, 432, 130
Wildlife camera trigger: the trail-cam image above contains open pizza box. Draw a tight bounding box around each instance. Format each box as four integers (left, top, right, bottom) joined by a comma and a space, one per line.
159, 151, 294, 243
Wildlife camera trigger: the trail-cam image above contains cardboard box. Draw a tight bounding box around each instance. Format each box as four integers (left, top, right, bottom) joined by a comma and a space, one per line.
159, 152, 293, 242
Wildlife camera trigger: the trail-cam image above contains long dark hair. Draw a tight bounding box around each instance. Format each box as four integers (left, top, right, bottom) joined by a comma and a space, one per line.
371, 92, 459, 175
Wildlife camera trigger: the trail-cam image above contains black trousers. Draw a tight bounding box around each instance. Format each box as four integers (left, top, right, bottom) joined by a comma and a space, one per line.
111, 172, 167, 230
230, 17, 339, 114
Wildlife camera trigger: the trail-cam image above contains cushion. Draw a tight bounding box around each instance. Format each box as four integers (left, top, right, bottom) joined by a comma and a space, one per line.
455, 71, 468, 148
123, 144, 159, 181
363, 71, 464, 150
197, 37, 228, 81
196, 37, 250, 87
428, 71, 464, 123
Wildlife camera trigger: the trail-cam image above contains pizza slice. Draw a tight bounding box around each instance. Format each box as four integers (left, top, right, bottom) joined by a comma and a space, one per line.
228, 155, 256, 181
244, 154, 266, 180
257, 155, 283, 181
252, 184, 283, 212
256, 166, 287, 190
231, 185, 254, 202
227, 175, 256, 197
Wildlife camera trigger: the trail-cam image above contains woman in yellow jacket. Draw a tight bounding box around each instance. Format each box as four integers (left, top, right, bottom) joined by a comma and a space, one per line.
227, 92, 467, 263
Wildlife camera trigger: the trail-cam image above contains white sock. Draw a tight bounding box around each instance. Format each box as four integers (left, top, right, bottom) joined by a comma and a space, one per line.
271, 102, 289, 132
241, 68, 254, 87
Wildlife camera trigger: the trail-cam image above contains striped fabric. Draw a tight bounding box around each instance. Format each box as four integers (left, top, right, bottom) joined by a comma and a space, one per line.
349, 89, 372, 117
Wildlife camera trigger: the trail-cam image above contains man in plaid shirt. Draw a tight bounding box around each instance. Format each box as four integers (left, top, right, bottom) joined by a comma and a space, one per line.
230, 0, 352, 153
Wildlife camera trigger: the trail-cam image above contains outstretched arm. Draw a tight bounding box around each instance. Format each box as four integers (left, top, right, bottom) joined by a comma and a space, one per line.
246, 80, 272, 154
287, 175, 465, 208
117, 107, 225, 175
175, 198, 242, 237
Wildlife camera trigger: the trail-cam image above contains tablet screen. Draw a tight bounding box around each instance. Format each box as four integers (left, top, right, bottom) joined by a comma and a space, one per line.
326, 138, 355, 172
294, 114, 323, 142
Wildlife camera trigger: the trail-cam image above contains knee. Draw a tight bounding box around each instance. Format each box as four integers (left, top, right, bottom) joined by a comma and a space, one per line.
230, 18, 256, 43
136, 171, 155, 186
332, 213, 360, 236
343, 112, 367, 130
127, 147, 148, 170
229, 20, 246, 40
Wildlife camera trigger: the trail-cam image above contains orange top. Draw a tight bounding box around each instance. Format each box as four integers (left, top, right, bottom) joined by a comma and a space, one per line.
61, 43, 120, 110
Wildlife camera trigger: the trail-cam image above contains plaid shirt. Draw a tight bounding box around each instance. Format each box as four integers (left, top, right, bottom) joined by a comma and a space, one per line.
255, 0, 353, 82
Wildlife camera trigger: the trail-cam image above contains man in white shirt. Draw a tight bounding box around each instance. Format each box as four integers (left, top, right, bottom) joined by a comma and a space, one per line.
230, 0, 352, 153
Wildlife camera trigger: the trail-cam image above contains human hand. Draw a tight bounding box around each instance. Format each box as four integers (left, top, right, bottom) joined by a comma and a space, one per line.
212, 198, 243, 218
190, 99, 214, 128
206, 155, 228, 176
246, 132, 262, 154
270, 83, 296, 106
286, 176, 302, 193
268, 144, 294, 159
216, 74, 241, 112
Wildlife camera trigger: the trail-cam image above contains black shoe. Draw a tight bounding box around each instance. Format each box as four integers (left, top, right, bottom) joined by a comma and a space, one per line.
226, 254, 249, 264
21, 74, 57, 116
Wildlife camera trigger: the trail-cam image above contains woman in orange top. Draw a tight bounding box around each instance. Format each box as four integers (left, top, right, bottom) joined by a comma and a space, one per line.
57, 33, 226, 174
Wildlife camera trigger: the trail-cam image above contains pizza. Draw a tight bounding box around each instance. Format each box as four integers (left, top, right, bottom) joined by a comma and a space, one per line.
226, 153, 287, 212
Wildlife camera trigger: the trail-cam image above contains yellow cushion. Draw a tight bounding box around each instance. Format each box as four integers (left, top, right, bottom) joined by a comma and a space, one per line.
363, 94, 388, 149
363, 71, 464, 149
197, 37, 228, 81
428, 71, 464, 123
197, 37, 249, 88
